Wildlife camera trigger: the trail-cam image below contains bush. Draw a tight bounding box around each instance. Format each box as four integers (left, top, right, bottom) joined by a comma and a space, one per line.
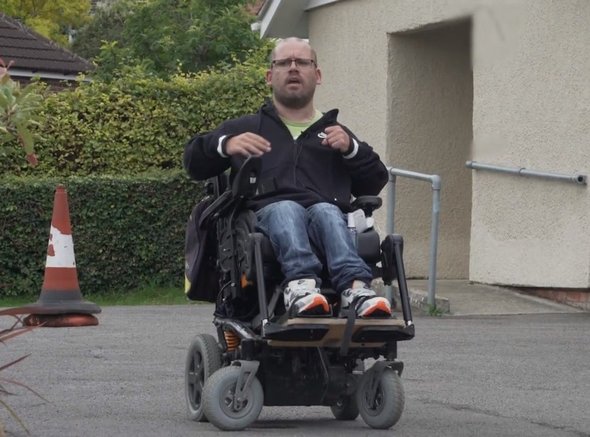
0, 52, 272, 297
0, 172, 202, 298
0, 57, 270, 177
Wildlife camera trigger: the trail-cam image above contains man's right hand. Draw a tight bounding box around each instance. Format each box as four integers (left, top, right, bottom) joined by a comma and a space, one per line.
225, 133, 271, 157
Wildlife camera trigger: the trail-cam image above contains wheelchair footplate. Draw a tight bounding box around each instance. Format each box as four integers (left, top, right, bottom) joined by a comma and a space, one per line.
263, 316, 414, 347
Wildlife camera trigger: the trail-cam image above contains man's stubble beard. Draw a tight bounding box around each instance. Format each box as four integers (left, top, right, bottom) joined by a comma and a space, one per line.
273, 86, 315, 110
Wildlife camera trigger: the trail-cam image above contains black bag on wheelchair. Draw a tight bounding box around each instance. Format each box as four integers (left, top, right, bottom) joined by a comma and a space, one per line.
184, 196, 219, 302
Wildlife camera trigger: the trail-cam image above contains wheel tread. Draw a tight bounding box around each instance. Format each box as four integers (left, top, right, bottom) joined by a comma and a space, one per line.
356, 367, 404, 429
203, 365, 263, 431
185, 333, 222, 422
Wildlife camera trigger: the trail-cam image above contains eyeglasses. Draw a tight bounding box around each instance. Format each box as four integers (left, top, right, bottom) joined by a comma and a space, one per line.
271, 58, 316, 69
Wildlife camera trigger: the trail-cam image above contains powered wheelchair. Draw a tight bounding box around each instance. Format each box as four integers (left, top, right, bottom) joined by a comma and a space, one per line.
184, 157, 415, 430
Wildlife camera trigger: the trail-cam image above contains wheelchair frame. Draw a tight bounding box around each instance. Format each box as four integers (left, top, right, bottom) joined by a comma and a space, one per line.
185, 157, 415, 430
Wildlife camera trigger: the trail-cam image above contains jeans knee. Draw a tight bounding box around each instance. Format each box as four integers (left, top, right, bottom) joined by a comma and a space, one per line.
266, 200, 305, 217
308, 202, 345, 224
256, 200, 307, 233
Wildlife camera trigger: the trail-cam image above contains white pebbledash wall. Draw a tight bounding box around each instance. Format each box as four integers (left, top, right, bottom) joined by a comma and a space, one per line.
305, 0, 589, 288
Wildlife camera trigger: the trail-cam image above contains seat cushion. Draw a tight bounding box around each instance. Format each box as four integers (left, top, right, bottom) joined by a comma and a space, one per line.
356, 230, 381, 264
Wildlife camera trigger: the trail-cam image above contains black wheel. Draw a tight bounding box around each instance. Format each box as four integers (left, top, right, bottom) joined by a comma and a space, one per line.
185, 334, 222, 422
330, 395, 359, 420
203, 365, 264, 431
356, 367, 404, 429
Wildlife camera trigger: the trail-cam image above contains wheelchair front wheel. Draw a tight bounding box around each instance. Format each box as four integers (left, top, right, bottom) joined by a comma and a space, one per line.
185, 333, 222, 422
330, 395, 359, 420
356, 367, 404, 429
203, 365, 264, 430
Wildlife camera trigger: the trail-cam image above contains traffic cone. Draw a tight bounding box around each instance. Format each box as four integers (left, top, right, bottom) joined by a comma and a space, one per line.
22, 184, 101, 327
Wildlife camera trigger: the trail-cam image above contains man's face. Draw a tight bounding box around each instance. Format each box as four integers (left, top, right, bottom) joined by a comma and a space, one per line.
266, 41, 322, 110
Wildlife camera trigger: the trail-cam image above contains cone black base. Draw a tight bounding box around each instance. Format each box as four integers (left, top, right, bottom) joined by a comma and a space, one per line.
23, 313, 99, 327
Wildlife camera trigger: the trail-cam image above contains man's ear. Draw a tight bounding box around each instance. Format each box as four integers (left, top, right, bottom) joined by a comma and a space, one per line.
265, 69, 273, 85
315, 68, 322, 85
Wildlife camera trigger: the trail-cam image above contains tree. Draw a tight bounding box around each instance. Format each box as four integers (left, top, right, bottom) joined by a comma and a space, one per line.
0, 0, 91, 46
70, 0, 132, 60
72, 0, 265, 79
0, 59, 45, 166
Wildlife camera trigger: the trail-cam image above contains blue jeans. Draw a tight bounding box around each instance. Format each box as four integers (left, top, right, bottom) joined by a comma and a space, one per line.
255, 201, 373, 292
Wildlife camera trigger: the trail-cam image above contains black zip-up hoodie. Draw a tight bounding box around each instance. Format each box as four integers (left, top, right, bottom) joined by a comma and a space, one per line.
183, 102, 388, 212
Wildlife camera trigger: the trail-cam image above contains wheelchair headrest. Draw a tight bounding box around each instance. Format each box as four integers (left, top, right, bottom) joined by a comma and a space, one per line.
232, 156, 262, 199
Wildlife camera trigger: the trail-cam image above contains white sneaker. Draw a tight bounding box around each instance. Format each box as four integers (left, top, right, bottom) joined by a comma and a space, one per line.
340, 283, 392, 318
284, 279, 329, 316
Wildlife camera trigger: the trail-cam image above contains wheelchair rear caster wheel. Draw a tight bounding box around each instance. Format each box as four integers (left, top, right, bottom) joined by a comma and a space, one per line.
330, 395, 359, 420
185, 334, 222, 422
203, 365, 264, 430
356, 367, 404, 429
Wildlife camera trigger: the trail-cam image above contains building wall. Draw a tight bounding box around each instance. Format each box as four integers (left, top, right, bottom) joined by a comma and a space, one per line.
307, 0, 590, 287
470, 1, 590, 287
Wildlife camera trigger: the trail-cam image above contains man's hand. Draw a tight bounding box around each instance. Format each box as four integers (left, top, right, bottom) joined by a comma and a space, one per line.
321, 125, 351, 153
225, 133, 271, 157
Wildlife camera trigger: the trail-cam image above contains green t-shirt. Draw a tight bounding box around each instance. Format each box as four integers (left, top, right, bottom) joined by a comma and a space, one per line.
281, 109, 323, 139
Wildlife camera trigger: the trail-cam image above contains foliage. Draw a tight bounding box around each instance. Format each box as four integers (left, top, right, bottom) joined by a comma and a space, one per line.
427, 304, 444, 317
0, 285, 190, 307
72, 0, 264, 79
70, 0, 134, 61
0, 0, 91, 46
0, 51, 272, 177
0, 172, 202, 298
0, 59, 46, 166
0, 316, 46, 435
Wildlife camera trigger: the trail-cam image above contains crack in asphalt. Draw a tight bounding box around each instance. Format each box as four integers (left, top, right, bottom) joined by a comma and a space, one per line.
416, 398, 588, 437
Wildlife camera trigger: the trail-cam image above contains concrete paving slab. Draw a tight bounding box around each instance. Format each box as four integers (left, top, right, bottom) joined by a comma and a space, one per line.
405, 279, 583, 316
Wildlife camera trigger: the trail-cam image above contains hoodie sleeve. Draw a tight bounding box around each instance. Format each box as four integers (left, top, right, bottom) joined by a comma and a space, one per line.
183, 124, 234, 181
340, 127, 389, 197
184, 112, 264, 180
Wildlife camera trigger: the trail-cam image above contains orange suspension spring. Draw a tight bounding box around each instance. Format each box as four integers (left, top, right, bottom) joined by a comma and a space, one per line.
224, 330, 240, 352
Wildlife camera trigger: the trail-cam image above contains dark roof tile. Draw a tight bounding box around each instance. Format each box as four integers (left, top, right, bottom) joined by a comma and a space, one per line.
0, 12, 93, 77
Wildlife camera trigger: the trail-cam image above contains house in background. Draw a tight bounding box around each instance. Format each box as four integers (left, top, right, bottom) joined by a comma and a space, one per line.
0, 12, 93, 88
255, 0, 590, 298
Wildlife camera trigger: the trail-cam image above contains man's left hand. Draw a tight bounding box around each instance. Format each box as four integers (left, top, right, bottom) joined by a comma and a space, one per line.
321, 125, 351, 153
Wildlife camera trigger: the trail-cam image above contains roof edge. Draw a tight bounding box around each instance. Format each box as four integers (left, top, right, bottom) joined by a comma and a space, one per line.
256, 0, 341, 38
9, 68, 91, 82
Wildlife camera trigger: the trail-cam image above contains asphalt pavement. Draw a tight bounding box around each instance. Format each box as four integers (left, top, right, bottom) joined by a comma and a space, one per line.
0, 287, 588, 437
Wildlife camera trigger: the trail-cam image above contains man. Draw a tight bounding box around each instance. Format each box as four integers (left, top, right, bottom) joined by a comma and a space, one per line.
184, 38, 391, 318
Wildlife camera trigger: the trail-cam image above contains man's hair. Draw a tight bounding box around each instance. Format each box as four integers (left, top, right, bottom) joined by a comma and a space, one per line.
269, 37, 318, 65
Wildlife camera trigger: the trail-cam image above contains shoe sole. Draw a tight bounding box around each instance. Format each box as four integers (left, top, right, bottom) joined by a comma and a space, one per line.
358, 299, 392, 318
297, 295, 330, 316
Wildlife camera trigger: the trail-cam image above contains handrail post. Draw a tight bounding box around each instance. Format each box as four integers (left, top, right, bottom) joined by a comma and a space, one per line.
428, 175, 442, 307
384, 172, 397, 302
384, 167, 441, 309
387, 171, 397, 235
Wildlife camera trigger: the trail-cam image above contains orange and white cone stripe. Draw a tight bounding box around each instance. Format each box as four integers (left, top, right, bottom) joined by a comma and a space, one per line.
41, 185, 81, 293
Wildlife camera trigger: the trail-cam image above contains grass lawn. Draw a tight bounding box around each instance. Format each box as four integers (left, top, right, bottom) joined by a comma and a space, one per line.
0, 285, 198, 308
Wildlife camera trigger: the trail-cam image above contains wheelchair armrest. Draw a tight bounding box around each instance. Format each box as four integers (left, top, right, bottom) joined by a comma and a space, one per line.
198, 157, 262, 228
351, 195, 382, 217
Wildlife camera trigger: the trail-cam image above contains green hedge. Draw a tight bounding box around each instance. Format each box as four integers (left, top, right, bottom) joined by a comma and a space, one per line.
0, 172, 202, 298
0, 57, 271, 297
1, 60, 270, 177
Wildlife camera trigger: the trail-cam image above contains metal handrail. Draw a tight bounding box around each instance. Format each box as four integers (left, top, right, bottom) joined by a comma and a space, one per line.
466, 161, 587, 185
385, 167, 442, 308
